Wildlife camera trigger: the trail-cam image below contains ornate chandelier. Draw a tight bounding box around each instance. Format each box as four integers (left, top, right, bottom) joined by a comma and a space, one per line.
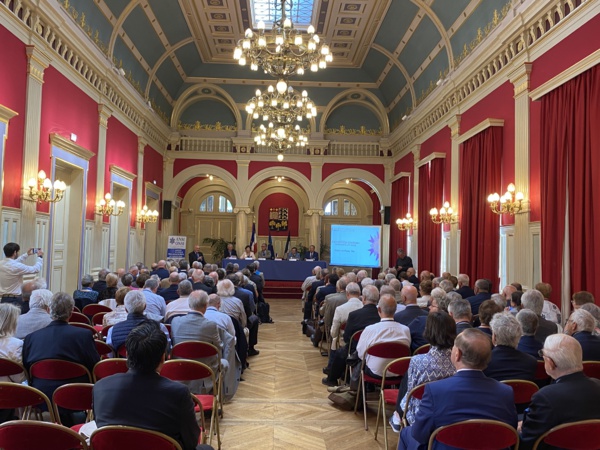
430, 202, 458, 225
487, 183, 524, 215
246, 81, 317, 125
27, 170, 66, 203
233, 0, 332, 78
254, 122, 308, 161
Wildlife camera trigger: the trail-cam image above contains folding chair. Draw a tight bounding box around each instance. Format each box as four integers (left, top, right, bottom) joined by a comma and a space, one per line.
160, 360, 221, 449
0, 420, 88, 450
93, 358, 129, 382
532, 419, 600, 450
94, 340, 114, 360
373, 357, 412, 447
82, 304, 112, 318
428, 419, 519, 450
413, 344, 431, 355
30, 360, 92, 397
534, 359, 550, 387
0, 382, 55, 421
354, 342, 411, 430
0, 357, 29, 383
343, 329, 363, 383
501, 379, 539, 407
91, 312, 108, 326
582, 360, 600, 379
68, 311, 91, 325
100, 325, 113, 340
90, 425, 182, 450
52, 383, 94, 432
401, 383, 427, 428
190, 394, 207, 445
69, 322, 99, 338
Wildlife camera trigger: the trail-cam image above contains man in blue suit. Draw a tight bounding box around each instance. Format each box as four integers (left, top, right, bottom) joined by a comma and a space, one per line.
399, 328, 517, 450
565, 309, 600, 361
304, 245, 319, 261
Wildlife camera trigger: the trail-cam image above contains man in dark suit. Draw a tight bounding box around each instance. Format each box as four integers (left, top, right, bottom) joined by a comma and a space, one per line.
93, 320, 210, 450
448, 298, 473, 335
484, 312, 537, 381
92, 268, 109, 293
158, 272, 181, 303
400, 328, 517, 450
23, 292, 100, 401
394, 248, 413, 273
304, 245, 319, 261
521, 289, 558, 344
150, 260, 170, 280
229, 273, 260, 355
315, 273, 339, 306
188, 245, 205, 267
223, 243, 237, 259
455, 273, 475, 299
465, 279, 492, 315
520, 334, 600, 450
516, 309, 543, 359
394, 286, 427, 326
565, 309, 600, 361
190, 269, 215, 295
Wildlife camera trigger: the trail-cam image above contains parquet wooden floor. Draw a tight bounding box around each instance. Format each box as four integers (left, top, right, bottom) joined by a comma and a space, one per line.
219, 298, 395, 450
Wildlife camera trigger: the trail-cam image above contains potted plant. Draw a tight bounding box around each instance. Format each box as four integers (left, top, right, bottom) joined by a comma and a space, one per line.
203, 237, 236, 265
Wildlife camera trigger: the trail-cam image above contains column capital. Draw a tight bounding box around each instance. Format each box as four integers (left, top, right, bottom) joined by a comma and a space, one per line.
306, 208, 324, 216
411, 144, 421, 162
25, 46, 51, 84
138, 136, 148, 153
98, 104, 113, 129
508, 62, 533, 97
233, 206, 252, 215
447, 114, 462, 139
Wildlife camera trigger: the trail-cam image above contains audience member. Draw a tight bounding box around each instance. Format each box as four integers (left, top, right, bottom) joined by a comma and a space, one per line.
536, 282, 561, 324
448, 298, 473, 335
465, 279, 492, 315
438, 279, 453, 294
520, 334, 600, 449
521, 289, 559, 344
205, 294, 235, 338
0, 303, 26, 383
511, 282, 523, 291
141, 277, 167, 320
98, 273, 118, 302
394, 286, 427, 326
407, 290, 449, 352
564, 309, 600, 361
501, 284, 517, 307
516, 309, 543, 359
0, 243, 43, 310
20, 278, 46, 315
477, 299, 503, 336
509, 291, 524, 315
159, 272, 182, 303
571, 291, 595, 310
150, 260, 170, 280
102, 287, 130, 327
15, 289, 53, 339
164, 280, 193, 322
580, 303, 600, 335
217, 279, 247, 330
320, 277, 349, 337
455, 273, 474, 299
73, 274, 99, 311
417, 280, 432, 308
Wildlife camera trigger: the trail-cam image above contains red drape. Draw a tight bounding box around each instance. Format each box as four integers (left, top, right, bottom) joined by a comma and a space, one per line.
418, 158, 445, 274
389, 177, 410, 267
459, 127, 502, 287
541, 65, 600, 300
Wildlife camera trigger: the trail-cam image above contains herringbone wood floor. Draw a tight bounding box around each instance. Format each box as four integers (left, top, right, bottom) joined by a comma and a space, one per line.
219, 298, 395, 450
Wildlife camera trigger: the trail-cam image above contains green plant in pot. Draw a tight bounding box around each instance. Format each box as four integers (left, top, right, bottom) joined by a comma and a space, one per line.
203, 237, 236, 265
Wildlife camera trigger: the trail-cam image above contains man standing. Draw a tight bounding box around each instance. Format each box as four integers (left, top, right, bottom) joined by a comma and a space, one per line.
395, 248, 413, 273
188, 244, 205, 267
400, 328, 517, 449
304, 245, 319, 261
0, 243, 43, 308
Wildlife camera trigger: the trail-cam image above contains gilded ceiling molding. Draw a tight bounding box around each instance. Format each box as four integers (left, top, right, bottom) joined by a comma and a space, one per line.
410, 0, 454, 69
108, 1, 141, 58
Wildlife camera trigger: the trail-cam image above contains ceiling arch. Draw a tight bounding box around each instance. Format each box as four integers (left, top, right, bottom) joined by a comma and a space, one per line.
244, 167, 315, 208
171, 84, 242, 130
410, 0, 455, 70
320, 88, 390, 135
145, 38, 195, 98
108, 1, 139, 59
371, 44, 417, 109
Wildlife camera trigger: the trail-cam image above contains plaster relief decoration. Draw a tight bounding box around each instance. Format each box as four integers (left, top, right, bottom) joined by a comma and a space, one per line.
268, 207, 288, 231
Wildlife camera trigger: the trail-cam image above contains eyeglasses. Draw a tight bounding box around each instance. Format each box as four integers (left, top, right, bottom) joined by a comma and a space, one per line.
538, 349, 545, 358
538, 349, 556, 366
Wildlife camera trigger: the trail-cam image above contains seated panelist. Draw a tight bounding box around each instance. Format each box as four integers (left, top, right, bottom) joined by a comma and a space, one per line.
257, 243, 272, 260
286, 247, 301, 260
304, 245, 319, 261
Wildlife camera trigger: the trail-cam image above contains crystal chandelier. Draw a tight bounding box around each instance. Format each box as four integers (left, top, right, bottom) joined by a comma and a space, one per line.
233, 0, 332, 77
246, 81, 317, 125
254, 122, 308, 161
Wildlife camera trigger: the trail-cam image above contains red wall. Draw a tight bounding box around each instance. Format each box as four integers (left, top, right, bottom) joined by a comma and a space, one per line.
420, 126, 452, 202
248, 161, 311, 179
394, 152, 414, 175
143, 145, 164, 190
40, 67, 99, 218
174, 159, 237, 178
106, 117, 138, 226
321, 163, 385, 182
0, 26, 27, 208
257, 192, 299, 236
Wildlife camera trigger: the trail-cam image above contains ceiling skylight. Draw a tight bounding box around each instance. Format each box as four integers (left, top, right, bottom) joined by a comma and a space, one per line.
251, 0, 316, 28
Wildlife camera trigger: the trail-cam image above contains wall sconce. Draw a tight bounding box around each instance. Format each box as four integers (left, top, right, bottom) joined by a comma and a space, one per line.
430, 201, 457, 224
27, 170, 66, 203
206, 174, 214, 181
396, 213, 414, 231
96, 193, 125, 217
275, 176, 285, 182
488, 183, 524, 215
137, 205, 159, 223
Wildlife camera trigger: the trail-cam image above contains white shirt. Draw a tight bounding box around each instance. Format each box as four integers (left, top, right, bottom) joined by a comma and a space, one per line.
330, 297, 363, 348
164, 297, 191, 322
0, 336, 25, 383
0, 255, 43, 295
356, 319, 411, 377
541, 299, 562, 324
204, 306, 236, 338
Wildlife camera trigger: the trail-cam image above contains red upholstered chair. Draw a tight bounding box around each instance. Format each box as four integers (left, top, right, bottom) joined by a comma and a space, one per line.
92, 358, 128, 382
353, 342, 411, 430
373, 357, 412, 448
52, 383, 94, 432
0, 420, 88, 450
94, 340, 113, 360
69, 322, 99, 338
534, 360, 550, 383
0, 382, 55, 422
100, 325, 113, 340
532, 419, 600, 450
501, 379, 539, 407
0, 358, 29, 384
428, 419, 519, 450
68, 311, 91, 325
413, 344, 431, 355
343, 329, 363, 383
82, 304, 112, 318
91, 312, 108, 326
90, 425, 182, 450
401, 382, 427, 428
160, 360, 220, 449
30, 360, 92, 397
582, 361, 600, 380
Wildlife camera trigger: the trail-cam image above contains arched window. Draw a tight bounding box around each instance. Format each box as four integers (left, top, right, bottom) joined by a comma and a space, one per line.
324, 198, 357, 216
200, 194, 233, 213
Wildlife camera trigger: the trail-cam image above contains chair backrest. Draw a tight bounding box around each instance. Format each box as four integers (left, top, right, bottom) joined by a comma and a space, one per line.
0, 383, 55, 422
0, 420, 88, 450
93, 358, 129, 382
69, 322, 97, 336
582, 361, 600, 379
160, 359, 215, 386
534, 360, 549, 380
30, 359, 92, 383
95, 340, 113, 359
91, 312, 108, 325
100, 324, 113, 338
0, 358, 29, 382
52, 383, 94, 426
72, 306, 81, 313
501, 379, 539, 405
413, 344, 431, 355
532, 419, 600, 450
68, 311, 91, 324
171, 341, 220, 360
428, 419, 519, 450
82, 304, 112, 317
90, 425, 182, 450
382, 357, 412, 379
345, 329, 363, 356
401, 382, 427, 426
366, 341, 411, 359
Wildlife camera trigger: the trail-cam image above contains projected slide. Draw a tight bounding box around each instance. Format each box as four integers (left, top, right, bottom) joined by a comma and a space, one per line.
330, 224, 381, 268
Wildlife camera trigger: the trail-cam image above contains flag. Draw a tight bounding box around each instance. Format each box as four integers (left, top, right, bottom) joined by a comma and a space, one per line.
268, 231, 274, 259
284, 229, 291, 255
250, 222, 256, 252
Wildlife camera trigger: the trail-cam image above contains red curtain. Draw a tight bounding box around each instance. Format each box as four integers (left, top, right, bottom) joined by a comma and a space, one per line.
371, 191, 381, 226
389, 177, 410, 267
541, 65, 600, 299
459, 127, 502, 286
418, 158, 445, 274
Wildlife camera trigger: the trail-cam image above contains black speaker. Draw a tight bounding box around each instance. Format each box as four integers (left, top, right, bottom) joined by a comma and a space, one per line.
383, 206, 391, 225
162, 200, 172, 220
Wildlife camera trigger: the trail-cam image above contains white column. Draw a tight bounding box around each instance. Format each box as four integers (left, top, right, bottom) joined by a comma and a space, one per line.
157, 156, 175, 259
136, 137, 146, 229
21, 46, 50, 248
306, 209, 323, 252
448, 114, 461, 275
234, 207, 252, 254
94, 104, 112, 269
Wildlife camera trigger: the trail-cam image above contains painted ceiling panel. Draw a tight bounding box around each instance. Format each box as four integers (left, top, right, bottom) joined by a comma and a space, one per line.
413, 51, 447, 101
102, 0, 128, 19
70, 0, 113, 44
325, 104, 381, 131
121, 5, 164, 68
379, 65, 405, 105
155, 58, 185, 99
398, 16, 440, 76
114, 36, 149, 90
362, 48, 391, 82
431, 0, 473, 30
373, 0, 419, 53
174, 43, 203, 75
149, 82, 173, 119
180, 100, 237, 126
389, 91, 412, 129
147, 0, 193, 45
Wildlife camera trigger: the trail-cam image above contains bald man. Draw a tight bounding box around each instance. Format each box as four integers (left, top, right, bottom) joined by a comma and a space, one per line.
394, 286, 427, 326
